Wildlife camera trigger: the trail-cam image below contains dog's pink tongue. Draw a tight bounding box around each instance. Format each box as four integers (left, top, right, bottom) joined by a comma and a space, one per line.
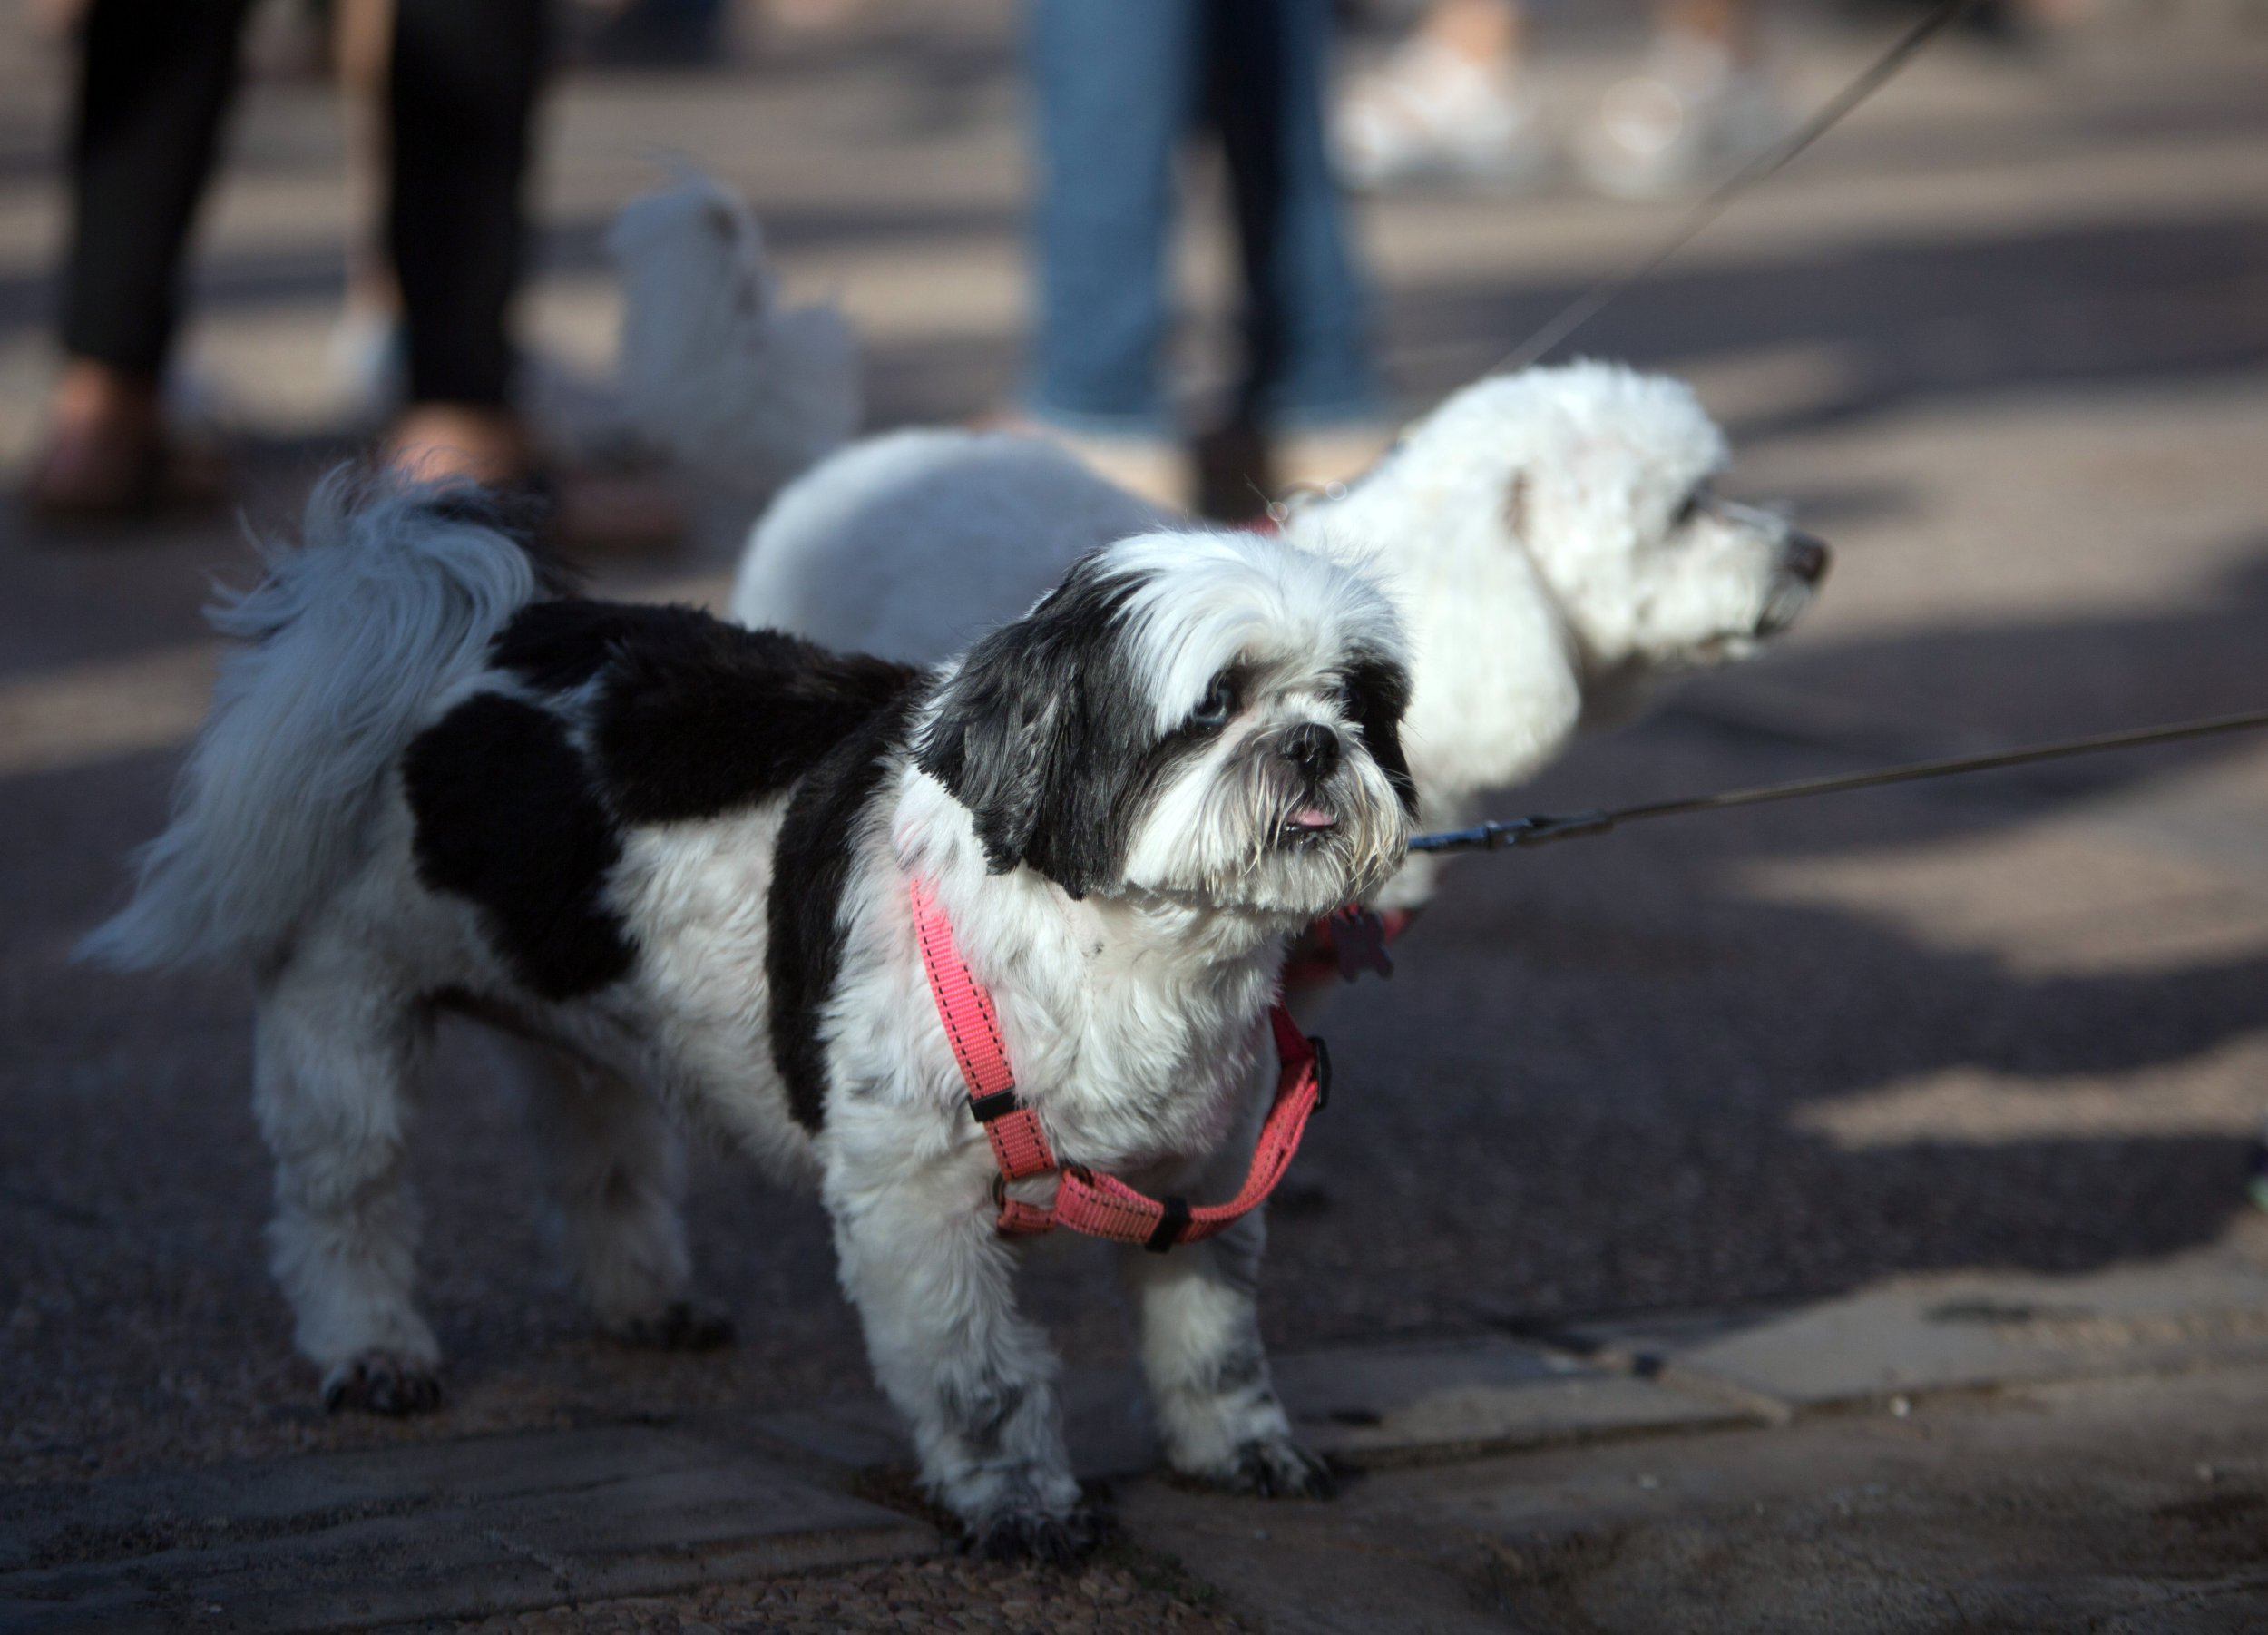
1288, 807, 1336, 830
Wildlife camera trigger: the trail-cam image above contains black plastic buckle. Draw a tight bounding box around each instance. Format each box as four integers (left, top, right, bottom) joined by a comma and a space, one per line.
1145, 1195, 1191, 1254
969, 1088, 1020, 1123
1308, 1034, 1331, 1111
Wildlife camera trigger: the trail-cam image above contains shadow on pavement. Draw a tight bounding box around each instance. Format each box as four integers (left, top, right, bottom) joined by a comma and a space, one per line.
1393, 212, 2268, 437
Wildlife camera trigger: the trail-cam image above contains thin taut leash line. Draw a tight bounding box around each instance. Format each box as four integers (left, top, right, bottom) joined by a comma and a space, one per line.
1491, 0, 1983, 376
1411, 708, 2268, 854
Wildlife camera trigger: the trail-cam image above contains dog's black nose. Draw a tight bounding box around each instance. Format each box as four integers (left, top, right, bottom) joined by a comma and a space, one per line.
1281, 722, 1340, 778
1784, 531, 1831, 585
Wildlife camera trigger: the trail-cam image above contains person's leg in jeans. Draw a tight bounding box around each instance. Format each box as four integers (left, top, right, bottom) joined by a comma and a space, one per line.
383, 0, 549, 483
1196, 0, 1383, 512
1206, 0, 1380, 436
34, 0, 256, 512
1024, 0, 1201, 438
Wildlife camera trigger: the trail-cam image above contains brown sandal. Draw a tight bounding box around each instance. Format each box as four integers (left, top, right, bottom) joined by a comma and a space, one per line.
25, 413, 230, 524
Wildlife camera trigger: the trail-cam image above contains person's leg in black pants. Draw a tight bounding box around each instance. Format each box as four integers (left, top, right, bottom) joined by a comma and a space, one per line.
37, 0, 556, 508
62, 0, 255, 379
382, 0, 549, 482
1202, 0, 1377, 436
1194, 0, 1381, 514
387, 0, 546, 416
35, 0, 254, 512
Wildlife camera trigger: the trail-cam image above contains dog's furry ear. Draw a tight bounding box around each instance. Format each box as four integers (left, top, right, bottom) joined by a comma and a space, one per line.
1347, 653, 1419, 818
917, 634, 1064, 878
917, 562, 1138, 898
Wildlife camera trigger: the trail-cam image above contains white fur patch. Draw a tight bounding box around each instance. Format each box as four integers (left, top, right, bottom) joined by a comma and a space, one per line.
610, 175, 860, 493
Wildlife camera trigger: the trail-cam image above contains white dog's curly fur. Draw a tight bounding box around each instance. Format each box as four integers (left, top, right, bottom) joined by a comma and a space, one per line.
86, 477, 1417, 1556
732, 360, 1828, 911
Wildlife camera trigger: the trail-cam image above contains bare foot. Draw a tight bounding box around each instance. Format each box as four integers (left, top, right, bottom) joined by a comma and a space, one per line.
383, 403, 531, 486
384, 403, 687, 554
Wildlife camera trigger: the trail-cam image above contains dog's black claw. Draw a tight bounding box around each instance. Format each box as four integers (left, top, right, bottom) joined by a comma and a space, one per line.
611, 1299, 737, 1351
1226, 1438, 1335, 1500
964, 1507, 1103, 1564
321, 1353, 443, 1417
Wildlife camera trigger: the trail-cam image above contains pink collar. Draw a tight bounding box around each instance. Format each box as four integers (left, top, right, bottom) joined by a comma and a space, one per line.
909, 879, 1329, 1252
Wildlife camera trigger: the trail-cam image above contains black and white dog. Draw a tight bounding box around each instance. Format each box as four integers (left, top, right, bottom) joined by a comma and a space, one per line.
87, 479, 1417, 1555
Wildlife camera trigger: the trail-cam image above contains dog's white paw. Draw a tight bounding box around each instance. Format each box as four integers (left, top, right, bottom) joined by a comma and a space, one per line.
604, 1297, 736, 1351
963, 1503, 1105, 1564
1188, 1434, 1335, 1500
320, 1350, 443, 1415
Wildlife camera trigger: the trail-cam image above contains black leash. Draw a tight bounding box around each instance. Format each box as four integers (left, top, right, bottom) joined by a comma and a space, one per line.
1491, 0, 1983, 376
1411, 708, 2268, 854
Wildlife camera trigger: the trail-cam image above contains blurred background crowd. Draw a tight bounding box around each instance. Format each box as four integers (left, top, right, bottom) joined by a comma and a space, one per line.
6, 0, 2185, 543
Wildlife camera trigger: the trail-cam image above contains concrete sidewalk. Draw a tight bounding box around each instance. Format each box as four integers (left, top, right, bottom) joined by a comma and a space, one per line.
10, 1233, 2268, 1631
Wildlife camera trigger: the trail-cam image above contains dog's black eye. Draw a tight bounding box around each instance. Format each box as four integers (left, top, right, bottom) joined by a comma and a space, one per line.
1673, 487, 1709, 530
1190, 671, 1238, 729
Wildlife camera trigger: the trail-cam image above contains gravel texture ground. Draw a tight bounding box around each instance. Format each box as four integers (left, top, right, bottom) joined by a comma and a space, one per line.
435, 1549, 1249, 1635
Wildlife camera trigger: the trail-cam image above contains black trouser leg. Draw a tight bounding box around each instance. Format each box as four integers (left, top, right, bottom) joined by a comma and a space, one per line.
1200, 0, 1374, 429
61, 0, 258, 377
386, 0, 549, 407
1203, 0, 1288, 426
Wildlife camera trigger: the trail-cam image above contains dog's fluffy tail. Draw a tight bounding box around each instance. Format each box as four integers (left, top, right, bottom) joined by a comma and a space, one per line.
81, 475, 544, 972
608, 173, 860, 494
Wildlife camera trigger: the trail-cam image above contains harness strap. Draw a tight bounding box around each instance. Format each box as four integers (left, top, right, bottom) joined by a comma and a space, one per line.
911, 881, 1057, 1186
909, 879, 1327, 1250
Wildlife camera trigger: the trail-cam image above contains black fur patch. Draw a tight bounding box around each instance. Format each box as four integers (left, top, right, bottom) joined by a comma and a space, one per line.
1344, 653, 1419, 818
767, 690, 919, 1132
915, 556, 1162, 898
402, 693, 635, 1000
401, 480, 582, 598
492, 601, 917, 825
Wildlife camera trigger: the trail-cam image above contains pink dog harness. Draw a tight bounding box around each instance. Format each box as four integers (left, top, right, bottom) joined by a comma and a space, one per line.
909, 879, 1330, 1252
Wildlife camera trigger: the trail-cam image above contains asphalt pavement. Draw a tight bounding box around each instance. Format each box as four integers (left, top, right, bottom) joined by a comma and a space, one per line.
4, 5, 2268, 1630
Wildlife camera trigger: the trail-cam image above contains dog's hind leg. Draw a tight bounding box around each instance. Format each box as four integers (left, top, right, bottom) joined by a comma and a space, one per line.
253, 942, 441, 1415
507, 1038, 732, 1349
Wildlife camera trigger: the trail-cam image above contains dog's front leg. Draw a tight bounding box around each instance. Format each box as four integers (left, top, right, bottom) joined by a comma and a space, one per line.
826, 1158, 1094, 1559
1123, 1185, 1331, 1499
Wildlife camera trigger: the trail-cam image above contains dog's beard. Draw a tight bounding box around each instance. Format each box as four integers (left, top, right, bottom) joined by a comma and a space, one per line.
1120, 738, 1411, 919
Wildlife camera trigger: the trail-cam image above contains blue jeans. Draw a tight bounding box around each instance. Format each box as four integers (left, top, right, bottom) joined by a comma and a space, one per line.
1025, 0, 1381, 436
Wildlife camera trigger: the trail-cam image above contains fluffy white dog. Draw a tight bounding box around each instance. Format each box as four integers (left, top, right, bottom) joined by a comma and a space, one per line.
733, 361, 1828, 913
608, 176, 860, 493
86, 479, 1416, 1557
